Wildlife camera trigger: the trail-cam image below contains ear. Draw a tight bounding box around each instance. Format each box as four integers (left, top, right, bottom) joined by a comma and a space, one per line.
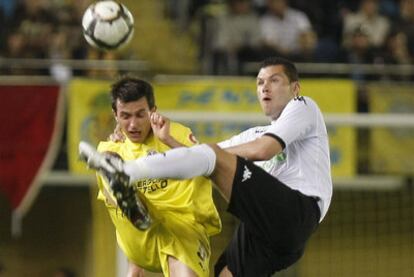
152, 105, 157, 112
112, 110, 118, 122
292, 81, 300, 97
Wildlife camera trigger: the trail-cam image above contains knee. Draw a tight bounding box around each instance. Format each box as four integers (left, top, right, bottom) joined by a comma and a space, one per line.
127, 262, 144, 277
207, 143, 228, 157
207, 143, 236, 167
207, 143, 221, 153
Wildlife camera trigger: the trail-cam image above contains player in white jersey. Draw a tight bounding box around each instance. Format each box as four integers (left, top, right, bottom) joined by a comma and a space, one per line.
80, 57, 333, 276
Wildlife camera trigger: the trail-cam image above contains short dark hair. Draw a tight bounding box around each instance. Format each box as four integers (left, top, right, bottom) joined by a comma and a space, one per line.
260, 57, 299, 83
110, 76, 155, 112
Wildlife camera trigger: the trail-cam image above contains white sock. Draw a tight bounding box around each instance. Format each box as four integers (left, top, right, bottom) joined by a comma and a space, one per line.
124, 144, 216, 182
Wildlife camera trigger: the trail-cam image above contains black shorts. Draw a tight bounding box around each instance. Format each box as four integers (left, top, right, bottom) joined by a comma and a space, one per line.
214, 157, 321, 277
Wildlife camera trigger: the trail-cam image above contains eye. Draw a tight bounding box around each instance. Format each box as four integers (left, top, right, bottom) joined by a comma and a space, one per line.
137, 110, 148, 118
120, 114, 130, 119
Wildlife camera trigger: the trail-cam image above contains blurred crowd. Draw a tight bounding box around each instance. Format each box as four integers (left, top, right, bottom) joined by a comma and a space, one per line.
0, 0, 123, 79
1, 0, 414, 78
187, 0, 414, 76
0, 0, 82, 75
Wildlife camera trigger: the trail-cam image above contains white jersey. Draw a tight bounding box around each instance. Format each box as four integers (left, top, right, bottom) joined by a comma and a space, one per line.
218, 96, 332, 221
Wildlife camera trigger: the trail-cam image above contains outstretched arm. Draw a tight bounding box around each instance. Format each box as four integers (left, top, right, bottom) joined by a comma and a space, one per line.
222, 135, 283, 161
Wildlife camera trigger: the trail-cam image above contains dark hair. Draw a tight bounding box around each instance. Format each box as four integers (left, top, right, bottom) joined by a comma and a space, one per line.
110, 76, 155, 112
260, 57, 299, 83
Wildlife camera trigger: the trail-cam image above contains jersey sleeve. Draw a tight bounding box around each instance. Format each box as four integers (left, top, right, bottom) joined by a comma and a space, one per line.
169, 122, 199, 147
217, 134, 241, 148
218, 126, 264, 148
264, 97, 316, 147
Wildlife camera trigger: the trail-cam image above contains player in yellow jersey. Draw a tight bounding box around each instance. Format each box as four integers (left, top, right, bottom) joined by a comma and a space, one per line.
90, 76, 221, 277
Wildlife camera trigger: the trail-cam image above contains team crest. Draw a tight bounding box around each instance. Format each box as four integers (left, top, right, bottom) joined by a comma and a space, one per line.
260, 151, 287, 171
276, 152, 287, 161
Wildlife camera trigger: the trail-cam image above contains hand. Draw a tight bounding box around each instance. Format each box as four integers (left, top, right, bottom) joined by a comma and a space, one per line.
149, 111, 171, 144
108, 123, 125, 142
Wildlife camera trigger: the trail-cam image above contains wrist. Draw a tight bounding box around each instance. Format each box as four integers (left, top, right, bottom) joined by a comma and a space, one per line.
161, 135, 182, 148
161, 135, 173, 145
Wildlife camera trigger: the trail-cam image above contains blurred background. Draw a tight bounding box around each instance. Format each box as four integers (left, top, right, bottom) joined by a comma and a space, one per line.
0, 0, 414, 276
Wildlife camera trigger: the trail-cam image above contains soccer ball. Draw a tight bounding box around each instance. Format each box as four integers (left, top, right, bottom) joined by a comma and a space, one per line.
82, 0, 134, 50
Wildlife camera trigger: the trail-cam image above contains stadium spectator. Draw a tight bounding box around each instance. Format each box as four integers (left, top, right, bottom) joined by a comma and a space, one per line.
342, 0, 390, 50
211, 0, 261, 75
289, 0, 343, 62
338, 26, 379, 81
379, 29, 412, 80
0, 0, 17, 51
194, 1, 228, 74
381, 29, 412, 65
338, 24, 380, 114
395, 0, 414, 58
3, 30, 25, 59
259, 0, 318, 61
0, 0, 87, 76
52, 0, 87, 60
0, 30, 35, 75
10, 0, 56, 59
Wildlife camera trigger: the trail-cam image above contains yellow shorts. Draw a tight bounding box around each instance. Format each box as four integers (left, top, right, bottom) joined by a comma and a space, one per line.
106, 204, 211, 277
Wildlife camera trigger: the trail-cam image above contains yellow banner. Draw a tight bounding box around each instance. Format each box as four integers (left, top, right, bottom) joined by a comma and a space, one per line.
68, 78, 114, 174
301, 80, 356, 177
369, 84, 414, 174
155, 78, 259, 111
68, 78, 356, 177
155, 79, 356, 177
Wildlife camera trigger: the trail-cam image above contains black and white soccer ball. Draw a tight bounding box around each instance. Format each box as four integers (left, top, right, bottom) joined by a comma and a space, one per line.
82, 0, 134, 50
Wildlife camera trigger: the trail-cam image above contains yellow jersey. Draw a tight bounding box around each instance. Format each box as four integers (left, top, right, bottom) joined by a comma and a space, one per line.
96, 122, 221, 276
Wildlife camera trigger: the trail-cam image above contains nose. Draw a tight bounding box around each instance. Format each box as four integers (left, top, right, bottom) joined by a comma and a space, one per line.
128, 117, 140, 129
261, 81, 270, 94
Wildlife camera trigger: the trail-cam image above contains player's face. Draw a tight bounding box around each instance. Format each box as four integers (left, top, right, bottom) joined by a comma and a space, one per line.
256, 65, 299, 120
113, 97, 155, 143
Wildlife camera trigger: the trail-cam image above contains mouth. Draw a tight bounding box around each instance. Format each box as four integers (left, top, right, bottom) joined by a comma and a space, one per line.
128, 130, 142, 138
262, 97, 271, 102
